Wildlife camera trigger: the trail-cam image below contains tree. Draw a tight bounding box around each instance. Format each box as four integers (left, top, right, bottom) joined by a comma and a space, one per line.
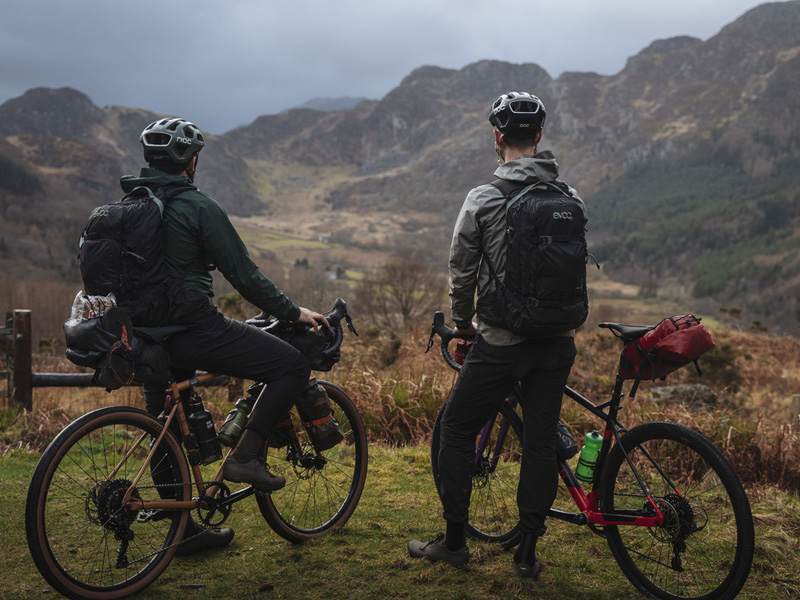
354, 253, 447, 332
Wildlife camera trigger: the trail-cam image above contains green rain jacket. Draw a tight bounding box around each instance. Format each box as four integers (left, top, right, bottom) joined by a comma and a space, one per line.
120, 168, 300, 322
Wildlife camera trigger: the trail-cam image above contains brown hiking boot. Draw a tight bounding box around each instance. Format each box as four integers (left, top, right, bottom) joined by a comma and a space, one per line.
222, 457, 285, 492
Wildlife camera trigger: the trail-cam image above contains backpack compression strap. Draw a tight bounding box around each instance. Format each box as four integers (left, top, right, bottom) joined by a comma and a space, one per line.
482, 178, 580, 283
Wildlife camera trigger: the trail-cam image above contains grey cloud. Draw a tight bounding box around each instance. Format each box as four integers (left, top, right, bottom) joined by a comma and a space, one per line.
0, 0, 773, 133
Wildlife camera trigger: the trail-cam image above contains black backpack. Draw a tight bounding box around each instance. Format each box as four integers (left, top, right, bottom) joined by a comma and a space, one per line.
476, 179, 589, 337
78, 183, 196, 326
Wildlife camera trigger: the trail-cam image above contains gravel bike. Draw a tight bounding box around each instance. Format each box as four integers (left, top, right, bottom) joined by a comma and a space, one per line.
426, 311, 754, 600
25, 298, 367, 600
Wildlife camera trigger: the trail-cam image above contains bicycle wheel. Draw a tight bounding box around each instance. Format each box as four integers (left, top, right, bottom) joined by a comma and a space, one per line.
431, 400, 524, 543
25, 406, 191, 600
599, 421, 754, 600
256, 381, 368, 542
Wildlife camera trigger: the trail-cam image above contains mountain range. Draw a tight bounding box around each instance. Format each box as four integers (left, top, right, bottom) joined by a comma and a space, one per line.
1, 1, 799, 332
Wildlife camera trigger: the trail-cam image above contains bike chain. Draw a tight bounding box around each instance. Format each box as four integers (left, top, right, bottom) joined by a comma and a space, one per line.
103, 480, 226, 567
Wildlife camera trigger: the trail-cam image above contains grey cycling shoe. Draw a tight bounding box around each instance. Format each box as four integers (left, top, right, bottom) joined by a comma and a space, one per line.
408, 534, 469, 566
223, 457, 286, 492
513, 558, 543, 579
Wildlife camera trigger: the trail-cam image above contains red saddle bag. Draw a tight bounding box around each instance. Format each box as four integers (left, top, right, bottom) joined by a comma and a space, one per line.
619, 314, 715, 382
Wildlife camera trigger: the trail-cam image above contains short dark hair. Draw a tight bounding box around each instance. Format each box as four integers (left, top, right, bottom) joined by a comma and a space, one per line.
147, 148, 192, 174
501, 133, 538, 151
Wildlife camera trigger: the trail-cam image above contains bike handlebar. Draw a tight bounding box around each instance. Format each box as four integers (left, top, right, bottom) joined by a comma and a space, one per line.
426, 311, 474, 372
247, 298, 358, 359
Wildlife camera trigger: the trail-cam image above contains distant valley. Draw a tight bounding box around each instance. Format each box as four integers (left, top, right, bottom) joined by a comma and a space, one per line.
1, 1, 799, 333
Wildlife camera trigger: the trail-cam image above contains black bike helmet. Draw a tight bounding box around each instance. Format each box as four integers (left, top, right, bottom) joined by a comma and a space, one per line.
140, 118, 205, 166
488, 92, 546, 135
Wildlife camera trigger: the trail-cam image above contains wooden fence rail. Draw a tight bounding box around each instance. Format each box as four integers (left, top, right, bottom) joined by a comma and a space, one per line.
2, 309, 234, 411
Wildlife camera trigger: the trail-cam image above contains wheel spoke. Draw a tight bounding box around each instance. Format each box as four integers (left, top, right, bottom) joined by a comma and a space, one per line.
256, 382, 367, 541
27, 408, 190, 599
601, 422, 754, 600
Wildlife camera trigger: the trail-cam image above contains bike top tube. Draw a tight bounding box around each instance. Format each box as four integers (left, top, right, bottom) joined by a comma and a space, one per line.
427, 311, 625, 423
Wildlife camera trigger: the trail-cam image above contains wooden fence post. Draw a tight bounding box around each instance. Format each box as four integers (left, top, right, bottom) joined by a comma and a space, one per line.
793, 395, 800, 423
12, 309, 32, 411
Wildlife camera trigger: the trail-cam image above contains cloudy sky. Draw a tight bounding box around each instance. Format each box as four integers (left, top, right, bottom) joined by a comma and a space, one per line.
1, 0, 777, 134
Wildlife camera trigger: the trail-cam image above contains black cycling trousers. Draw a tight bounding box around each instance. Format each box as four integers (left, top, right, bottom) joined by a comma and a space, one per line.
436, 334, 576, 536
143, 309, 311, 441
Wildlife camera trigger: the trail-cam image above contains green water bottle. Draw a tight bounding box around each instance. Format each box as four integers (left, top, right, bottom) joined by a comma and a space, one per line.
575, 430, 603, 484
217, 396, 255, 447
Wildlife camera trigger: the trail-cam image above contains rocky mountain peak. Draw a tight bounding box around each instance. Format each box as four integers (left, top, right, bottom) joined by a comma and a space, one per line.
0, 87, 102, 139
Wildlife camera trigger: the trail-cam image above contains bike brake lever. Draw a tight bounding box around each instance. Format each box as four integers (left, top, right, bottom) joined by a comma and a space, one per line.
345, 313, 359, 336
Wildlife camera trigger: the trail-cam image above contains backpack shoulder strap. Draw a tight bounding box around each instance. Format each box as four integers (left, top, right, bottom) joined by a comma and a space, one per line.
120, 186, 164, 216
491, 178, 574, 213
118, 184, 197, 216
490, 178, 526, 198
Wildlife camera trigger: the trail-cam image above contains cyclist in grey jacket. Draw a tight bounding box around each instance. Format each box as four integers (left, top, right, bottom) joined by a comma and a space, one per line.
409, 92, 582, 579
448, 150, 586, 347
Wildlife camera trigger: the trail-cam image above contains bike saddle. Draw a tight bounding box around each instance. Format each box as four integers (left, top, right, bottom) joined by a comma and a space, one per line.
598, 322, 654, 343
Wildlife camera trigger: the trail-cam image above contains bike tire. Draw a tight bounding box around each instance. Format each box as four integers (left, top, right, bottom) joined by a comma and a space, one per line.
256, 381, 368, 542
431, 399, 524, 543
25, 406, 191, 600
599, 421, 754, 600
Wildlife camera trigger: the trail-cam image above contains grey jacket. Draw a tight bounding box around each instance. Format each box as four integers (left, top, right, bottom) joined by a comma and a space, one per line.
448, 151, 585, 346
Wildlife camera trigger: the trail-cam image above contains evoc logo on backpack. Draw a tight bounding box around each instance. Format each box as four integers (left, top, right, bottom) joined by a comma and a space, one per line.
477, 180, 589, 337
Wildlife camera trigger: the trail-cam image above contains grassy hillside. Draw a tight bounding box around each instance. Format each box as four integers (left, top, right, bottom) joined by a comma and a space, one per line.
588, 140, 800, 333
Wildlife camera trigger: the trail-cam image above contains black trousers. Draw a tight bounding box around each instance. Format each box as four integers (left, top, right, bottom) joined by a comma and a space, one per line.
436, 334, 576, 536
143, 308, 311, 440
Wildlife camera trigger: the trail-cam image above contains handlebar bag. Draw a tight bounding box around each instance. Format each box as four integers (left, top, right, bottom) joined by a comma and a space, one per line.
619, 314, 714, 382
269, 322, 340, 372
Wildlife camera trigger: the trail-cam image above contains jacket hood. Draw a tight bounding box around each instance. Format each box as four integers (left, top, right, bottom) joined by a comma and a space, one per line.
493, 150, 559, 184
120, 168, 194, 194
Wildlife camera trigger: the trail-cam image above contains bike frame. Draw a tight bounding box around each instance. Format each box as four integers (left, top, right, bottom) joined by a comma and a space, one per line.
477, 376, 667, 529
120, 373, 255, 513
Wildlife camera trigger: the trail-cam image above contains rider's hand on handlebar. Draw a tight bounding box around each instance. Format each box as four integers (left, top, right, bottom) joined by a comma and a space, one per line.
455, 322, 478, 337
293, 307, 330, 333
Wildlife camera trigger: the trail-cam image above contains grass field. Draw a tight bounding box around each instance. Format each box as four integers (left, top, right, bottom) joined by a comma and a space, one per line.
3, 445, 798, 600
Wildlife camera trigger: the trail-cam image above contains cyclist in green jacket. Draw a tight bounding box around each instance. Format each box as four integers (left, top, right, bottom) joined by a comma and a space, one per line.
127, 118, 327, 555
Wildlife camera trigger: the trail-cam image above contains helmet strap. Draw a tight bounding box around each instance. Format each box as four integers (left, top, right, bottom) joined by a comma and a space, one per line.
185, 154, 198, 182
